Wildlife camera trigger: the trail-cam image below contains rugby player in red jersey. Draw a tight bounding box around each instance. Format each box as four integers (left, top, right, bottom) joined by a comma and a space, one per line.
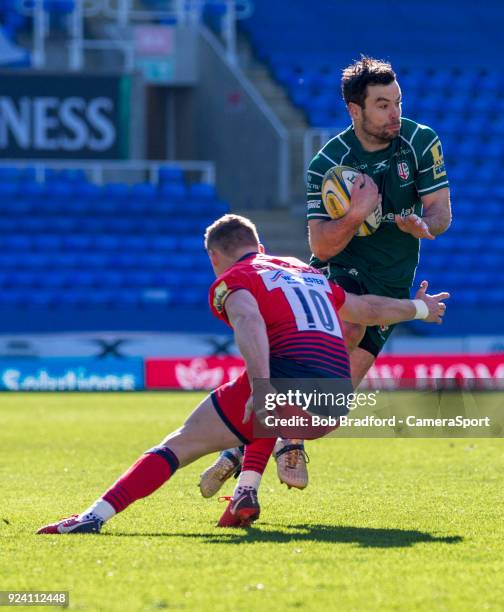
37, 214, 448, 533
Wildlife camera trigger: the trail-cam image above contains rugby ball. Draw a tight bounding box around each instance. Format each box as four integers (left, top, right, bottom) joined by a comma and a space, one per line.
321, 165, 382, 237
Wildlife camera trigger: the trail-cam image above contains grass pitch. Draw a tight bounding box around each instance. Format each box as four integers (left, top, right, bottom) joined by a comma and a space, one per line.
1, 393, 504, 611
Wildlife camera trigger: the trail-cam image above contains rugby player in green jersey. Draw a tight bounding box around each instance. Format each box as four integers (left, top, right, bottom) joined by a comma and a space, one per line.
281, 56, 452, 486
199, 56, 452, 494
307, 56, 451, 381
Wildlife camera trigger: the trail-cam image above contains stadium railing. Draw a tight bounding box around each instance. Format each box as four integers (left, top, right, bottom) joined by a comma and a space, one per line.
0, 159, 216, 186
9, 0, 252, 70
303, 128, 344, 177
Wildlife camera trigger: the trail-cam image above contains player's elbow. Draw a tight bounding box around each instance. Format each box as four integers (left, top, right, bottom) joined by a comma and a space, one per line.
309, 225, 332, 262
309, 239, 332, 262
442, 210, 452, 233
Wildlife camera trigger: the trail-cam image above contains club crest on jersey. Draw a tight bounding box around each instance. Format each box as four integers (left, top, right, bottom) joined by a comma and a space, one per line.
213, 280, 230, 313
397, 162, 410, 181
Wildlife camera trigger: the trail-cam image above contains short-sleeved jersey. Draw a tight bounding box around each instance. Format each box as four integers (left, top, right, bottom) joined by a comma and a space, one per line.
307, 117, 449, 289
209, 252, 350, 379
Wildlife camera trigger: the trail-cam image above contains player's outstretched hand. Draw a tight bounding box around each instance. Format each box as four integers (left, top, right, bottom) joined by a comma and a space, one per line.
415, 280, 450, 324
350, 174, 382, 221
395, 213, 434, 239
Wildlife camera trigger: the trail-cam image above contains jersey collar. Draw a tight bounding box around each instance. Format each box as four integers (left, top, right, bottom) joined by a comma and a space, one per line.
347, 125, 396, 160
236, 251, 259, 263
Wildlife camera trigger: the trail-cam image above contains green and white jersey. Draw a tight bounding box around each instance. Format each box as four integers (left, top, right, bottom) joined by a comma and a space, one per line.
307, 117, 449, 289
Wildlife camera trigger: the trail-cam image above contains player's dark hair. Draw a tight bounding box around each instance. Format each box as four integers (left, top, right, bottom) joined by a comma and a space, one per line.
205, 214, 260, 255
342, 56, 396, 108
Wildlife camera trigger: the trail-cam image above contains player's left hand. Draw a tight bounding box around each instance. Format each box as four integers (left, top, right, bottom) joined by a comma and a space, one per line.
415, 280, 450, 323
395, 213, 434, 239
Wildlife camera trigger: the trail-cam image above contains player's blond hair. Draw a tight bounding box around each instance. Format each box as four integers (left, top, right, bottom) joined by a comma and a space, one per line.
204, 214, 260, 255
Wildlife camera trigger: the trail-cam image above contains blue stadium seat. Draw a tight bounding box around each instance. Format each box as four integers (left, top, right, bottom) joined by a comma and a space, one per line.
63, 235, 92, 251
141, 254, 166, 269
94, 236, 121, 251
103, 183, 130, 201
34, 235, 63, 251
140, 288, 171, 306
96, 271, 125, 288
0, 291, 25, 307
112, 290, 141, 308
159, 183, 187, 202
3, 235, 32, 251
10, 271, 37, 287
19, 181, 46, 200
59, 168, 86, 183
126, 271, 155, 287
26, 291, 56, 308
85, 291, 114, 307
57, 290, 89, 307
159, 166, 184, 184
151, 236, 178, 251
0, 182, 18, 198
105, 218, 138, 234
0, 167, 21, 181
77, 182, 101, 200
111, 253, 141, 269
70, 272, 96, 288
130, 183, 157, 202
42, 272, 69, 289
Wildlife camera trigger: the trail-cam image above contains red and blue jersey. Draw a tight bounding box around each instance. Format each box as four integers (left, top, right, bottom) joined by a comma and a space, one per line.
209, 252, 351, 379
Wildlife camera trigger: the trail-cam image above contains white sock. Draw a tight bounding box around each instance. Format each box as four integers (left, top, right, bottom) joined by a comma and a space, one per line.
233, 470, 262, 499
78, 499, 116, 523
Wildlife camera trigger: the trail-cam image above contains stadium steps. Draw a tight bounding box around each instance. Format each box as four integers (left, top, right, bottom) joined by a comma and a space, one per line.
238, 32, 308, 207
234, 208, 310, 262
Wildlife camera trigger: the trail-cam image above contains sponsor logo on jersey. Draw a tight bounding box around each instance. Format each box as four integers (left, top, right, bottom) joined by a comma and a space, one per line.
373, 161, 389, 172
430, 141, 447, 179
269, 270, 324, 287
383, 206, 416, 223
213, 280, 230, 313
393, 147, 412, 157
307, 200, 320, 210
397, 161, 410, 180
348, 268, 359, 277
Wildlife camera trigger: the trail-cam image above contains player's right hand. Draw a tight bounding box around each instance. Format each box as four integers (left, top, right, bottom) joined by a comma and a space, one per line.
415, 280, 450, 324
349, 174, 382, 221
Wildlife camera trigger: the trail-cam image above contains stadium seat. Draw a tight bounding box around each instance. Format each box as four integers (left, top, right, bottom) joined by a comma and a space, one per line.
159, 182, 187, 201
159, 166, 184, 183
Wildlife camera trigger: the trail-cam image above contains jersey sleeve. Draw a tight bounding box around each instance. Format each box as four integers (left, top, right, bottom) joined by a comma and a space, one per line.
329, 280, 346, 310
209, 269, 253, 325
306, 155, 331, 221
415, 127, 449, 196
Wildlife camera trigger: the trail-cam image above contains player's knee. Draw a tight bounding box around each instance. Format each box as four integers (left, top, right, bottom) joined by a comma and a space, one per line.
342, 322, 366, 351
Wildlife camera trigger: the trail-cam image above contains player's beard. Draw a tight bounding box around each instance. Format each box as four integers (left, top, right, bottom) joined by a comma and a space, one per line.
361, 112, 400, 144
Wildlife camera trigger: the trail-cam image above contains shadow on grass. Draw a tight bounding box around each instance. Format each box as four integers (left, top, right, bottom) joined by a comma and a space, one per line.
107, 524, 463, 549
